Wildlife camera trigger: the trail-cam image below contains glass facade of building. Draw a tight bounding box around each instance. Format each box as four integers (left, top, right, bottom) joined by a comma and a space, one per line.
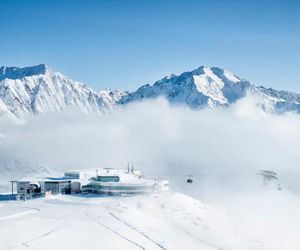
44, 181, 71, 194
82, 181, 154, 195
96, 176, 120, 182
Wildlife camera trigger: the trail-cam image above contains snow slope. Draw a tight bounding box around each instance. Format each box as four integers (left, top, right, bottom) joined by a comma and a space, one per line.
1, 191, 298, 250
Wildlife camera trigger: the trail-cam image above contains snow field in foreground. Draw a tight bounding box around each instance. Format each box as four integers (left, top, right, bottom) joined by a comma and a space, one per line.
1, 191, 300, 250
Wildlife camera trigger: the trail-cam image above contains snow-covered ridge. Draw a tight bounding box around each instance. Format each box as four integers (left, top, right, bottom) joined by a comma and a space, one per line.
118, 66, 250, 109
0, 64, 126, 119
0, 64, 300, 119
119, 65, 300, 113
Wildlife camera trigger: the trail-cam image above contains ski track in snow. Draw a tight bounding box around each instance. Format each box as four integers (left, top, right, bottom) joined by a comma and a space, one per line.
183, 228, 224, 250
21, 226, 62, 248
0, 207, 40, 221
108, 211, 167, 250
84, 208, 145, 250
44, 198, 91, 206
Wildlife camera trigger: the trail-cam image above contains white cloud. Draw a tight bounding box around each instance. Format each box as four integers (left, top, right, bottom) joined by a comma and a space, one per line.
1, 95, 300, 197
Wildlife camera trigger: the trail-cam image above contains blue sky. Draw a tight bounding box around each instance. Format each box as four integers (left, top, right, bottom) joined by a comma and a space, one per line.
0, 0, 300, 92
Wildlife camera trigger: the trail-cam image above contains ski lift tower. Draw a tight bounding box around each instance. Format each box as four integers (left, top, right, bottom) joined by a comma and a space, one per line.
10, 180, 17, 196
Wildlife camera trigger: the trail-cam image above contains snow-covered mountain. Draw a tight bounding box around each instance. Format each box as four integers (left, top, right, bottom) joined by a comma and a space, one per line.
119, 66, 300, 113
1, 64, 300, 119
0, 64, 126, 119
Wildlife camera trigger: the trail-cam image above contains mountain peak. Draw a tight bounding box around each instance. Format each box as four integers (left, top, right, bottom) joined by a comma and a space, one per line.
191, 65, 206, 75
189, 66, 240, 83
119, 65, 252, 108
0, 64, 51, 81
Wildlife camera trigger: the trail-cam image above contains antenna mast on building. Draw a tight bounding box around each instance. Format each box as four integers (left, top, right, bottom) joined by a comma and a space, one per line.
127, 163, 130, 173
